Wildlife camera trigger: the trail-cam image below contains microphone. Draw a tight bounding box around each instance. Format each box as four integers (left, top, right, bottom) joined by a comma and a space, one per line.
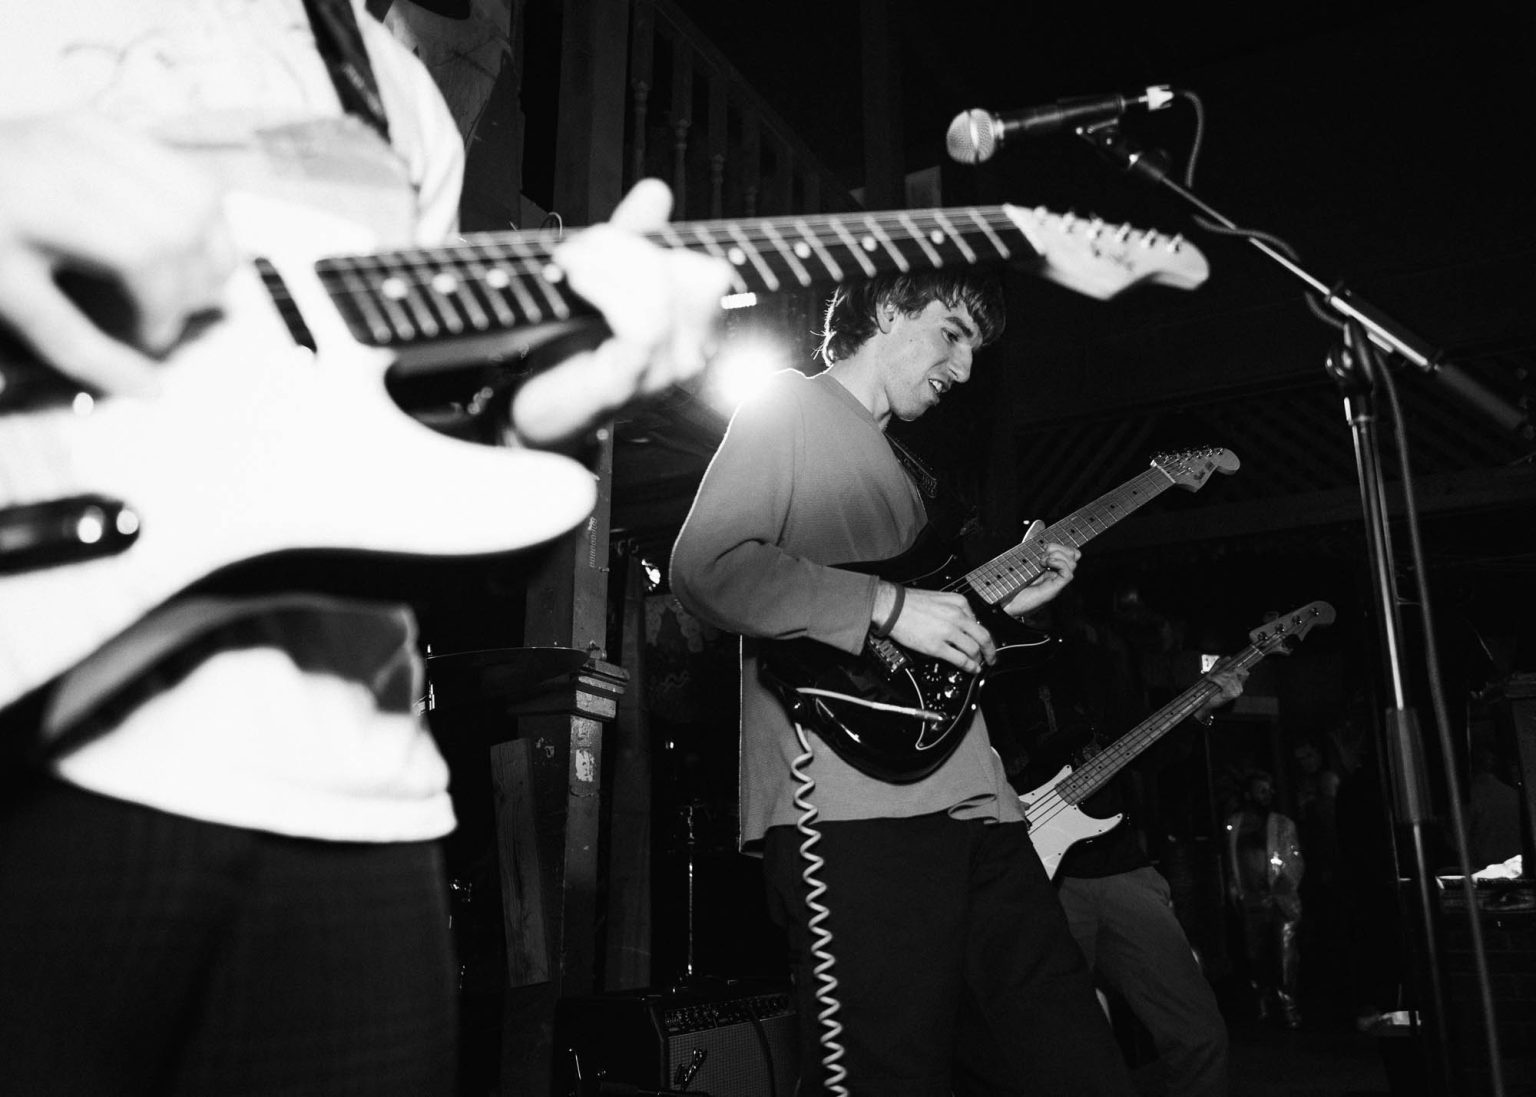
946, 85, 1174, 165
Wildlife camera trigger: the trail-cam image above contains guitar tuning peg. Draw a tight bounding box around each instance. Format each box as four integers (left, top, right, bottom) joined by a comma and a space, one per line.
1165, 233, 1186, 252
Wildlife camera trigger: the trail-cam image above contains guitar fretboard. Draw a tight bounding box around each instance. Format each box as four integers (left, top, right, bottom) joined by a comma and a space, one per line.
963, 464, 1177, 606
314, 206, 1040, 350
1055, 644, 1268, 806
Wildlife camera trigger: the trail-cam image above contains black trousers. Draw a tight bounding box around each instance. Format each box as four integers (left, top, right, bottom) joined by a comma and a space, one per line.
0, 778, 456, 1096
764, 814, 1134, 1097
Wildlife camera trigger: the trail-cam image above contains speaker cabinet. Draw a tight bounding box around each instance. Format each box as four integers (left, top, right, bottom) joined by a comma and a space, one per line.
555, 980, 799, 1097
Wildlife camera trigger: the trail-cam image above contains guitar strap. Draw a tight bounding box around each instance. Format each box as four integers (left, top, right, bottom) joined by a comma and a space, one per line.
884, 433, 978, 544
302, 0, 393, 142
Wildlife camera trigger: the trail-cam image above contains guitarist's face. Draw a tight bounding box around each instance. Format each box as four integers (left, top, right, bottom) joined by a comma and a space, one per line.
879, 298, 980, 422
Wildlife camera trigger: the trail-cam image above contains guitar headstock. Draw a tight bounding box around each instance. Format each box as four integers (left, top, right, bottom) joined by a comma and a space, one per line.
1150, 446, 1241, 492
1004, 205, 1210, 300
1248, 601, 1337, 655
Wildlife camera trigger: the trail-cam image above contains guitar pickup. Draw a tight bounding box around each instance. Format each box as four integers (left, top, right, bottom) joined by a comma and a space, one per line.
0, 495, 139, 574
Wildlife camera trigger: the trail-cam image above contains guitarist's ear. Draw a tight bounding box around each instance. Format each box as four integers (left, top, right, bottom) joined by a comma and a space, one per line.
875, 301, 897, 333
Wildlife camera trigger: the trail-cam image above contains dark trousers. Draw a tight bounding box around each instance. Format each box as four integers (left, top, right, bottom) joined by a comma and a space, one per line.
1058, 867, 1229, 1097
0, 778, 456, 1096
763, 814, 1134, 1097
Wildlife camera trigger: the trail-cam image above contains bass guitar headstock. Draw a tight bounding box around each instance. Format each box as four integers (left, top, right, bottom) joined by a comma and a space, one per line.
1248, 601, 1337, 655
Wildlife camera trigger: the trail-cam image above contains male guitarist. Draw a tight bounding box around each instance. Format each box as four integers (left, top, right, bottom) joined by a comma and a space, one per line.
0, 3, 728, 1094
989, 587, 1248, 1097
671, 269, 1135, 1096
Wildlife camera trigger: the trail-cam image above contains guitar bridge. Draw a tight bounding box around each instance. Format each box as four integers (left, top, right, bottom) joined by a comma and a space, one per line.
867, 634, 909, 673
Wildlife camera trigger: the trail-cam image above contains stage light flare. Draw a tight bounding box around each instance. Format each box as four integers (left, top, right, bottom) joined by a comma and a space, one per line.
702, 333, 795, 415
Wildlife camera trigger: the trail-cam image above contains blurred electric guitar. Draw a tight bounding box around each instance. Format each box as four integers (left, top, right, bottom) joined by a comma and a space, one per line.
1021, 600, 1336, 877
0, 199, 1209, 713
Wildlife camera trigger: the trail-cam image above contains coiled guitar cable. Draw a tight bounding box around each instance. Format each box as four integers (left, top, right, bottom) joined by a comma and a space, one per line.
790, 719, 851, 1097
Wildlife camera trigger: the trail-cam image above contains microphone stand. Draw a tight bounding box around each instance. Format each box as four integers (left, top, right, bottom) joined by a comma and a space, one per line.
1075, 122, 1521, 1097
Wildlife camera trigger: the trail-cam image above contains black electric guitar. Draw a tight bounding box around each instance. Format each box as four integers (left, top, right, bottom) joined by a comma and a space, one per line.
0, 197, 1208, 714
1022, 600, 1335, 876
758, 446, 1240, 783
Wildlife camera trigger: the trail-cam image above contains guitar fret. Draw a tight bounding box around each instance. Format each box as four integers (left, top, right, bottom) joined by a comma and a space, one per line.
759, 221, 813, 287
447, 264, 492, 331
354, 260, 420, 342
460, 251, 519, 329
932, 211, 977, 264
861, 215, 909, 271
962, 208, 1012, 260
515, 242, 571, 319
410, 257, 469, 337
896, 212, 944, 268
792, 218, 844, 282
481, 245, 545, 323
377, 255, 440, 339
320, 259, 394, 344
829, 218, 878, 277
724, 224, 780, 292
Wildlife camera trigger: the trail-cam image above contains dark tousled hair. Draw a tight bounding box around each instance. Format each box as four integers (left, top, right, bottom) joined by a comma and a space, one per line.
816, 270, 1006, 364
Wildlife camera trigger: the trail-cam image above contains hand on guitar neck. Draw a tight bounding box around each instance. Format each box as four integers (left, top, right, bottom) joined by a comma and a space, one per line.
876, 541, 1080, 675
0, 113, 732, 447
0, 111, 730, 712
495, 178, 731, 447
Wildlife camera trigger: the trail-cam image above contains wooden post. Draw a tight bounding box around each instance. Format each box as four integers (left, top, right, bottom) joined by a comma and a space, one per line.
551, 0, 631, 223
498, 5, 632, 1091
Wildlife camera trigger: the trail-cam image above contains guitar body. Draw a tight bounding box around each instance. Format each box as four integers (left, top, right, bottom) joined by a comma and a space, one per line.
1016, 602, 1336, 876
758, 523, 1044, 785
1018, 765, 1123, 879
0, 196, 598, 711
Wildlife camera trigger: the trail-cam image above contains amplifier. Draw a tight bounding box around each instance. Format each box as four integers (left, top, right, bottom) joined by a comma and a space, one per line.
555, 979, 799, 1097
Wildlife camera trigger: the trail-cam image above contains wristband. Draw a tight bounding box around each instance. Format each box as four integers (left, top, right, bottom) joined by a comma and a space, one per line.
871, 583, 906, 639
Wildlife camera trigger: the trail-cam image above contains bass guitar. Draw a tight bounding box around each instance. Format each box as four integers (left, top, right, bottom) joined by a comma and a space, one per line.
758, 446, 1240, 783
0, 197, 1210, 714
1022, 600, 1335, 877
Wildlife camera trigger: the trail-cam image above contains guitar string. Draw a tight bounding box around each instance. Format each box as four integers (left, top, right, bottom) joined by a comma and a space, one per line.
1023, 646, 1269, 833
314, 207, 1183, 312
932, 476, 1159, 601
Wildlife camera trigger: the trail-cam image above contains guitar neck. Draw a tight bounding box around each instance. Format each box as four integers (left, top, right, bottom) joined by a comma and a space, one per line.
964, 465, 1178, 606
315, 206, 1037, 352
1057, 643, 1266, 805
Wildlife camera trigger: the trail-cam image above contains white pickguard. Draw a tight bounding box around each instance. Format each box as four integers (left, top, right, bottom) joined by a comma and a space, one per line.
0, 194, 596, 710
1019, 764, 1124, 879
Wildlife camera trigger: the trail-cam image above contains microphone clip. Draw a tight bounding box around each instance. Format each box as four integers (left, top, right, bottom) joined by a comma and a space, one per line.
1079, 123, 1172, 186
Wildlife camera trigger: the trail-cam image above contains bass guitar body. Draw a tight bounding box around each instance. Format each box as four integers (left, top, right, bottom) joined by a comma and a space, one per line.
1017, 764, 1123, 879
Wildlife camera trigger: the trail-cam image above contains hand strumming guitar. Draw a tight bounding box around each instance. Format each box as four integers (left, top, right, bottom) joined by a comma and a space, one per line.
875, 541, 1080, 674
0, 113, 237, 397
